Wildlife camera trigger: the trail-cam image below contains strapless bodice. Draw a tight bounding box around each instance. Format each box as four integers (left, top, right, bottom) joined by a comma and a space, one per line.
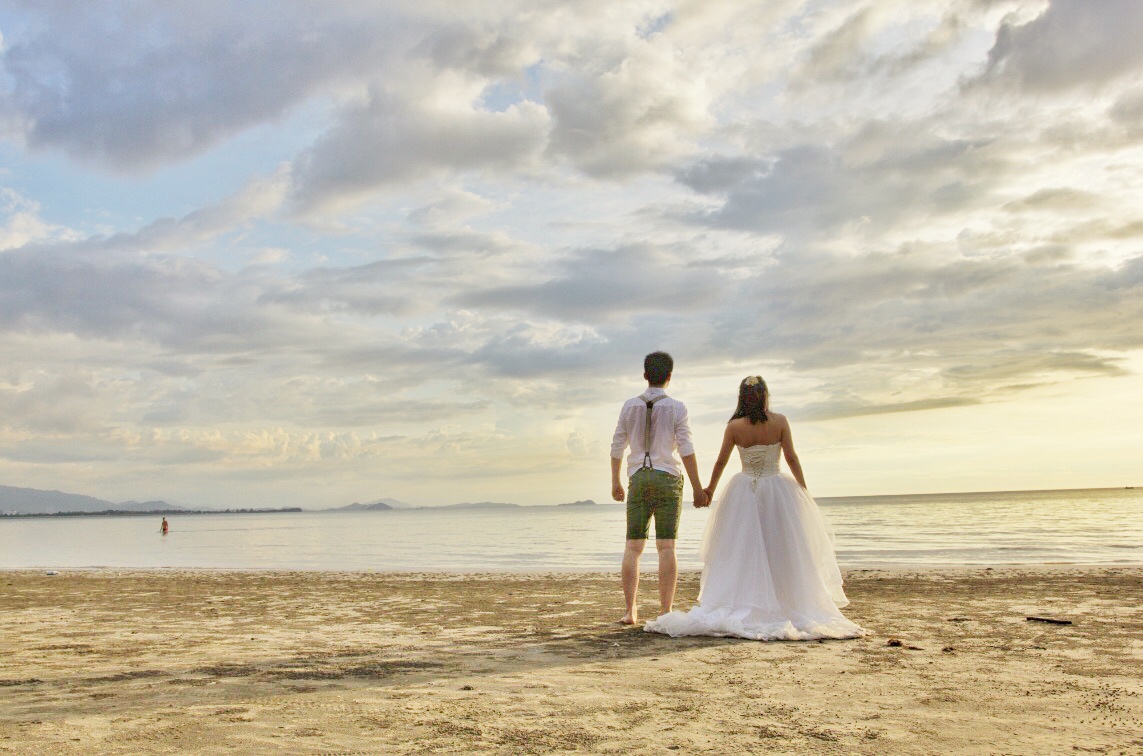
739, 443, 781, 477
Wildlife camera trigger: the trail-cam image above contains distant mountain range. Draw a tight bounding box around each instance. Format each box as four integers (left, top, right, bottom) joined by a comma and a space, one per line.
0, 485, 184, 515
2, 484, 600, 516
329, 497, 414, 511
369, 497, 415, 509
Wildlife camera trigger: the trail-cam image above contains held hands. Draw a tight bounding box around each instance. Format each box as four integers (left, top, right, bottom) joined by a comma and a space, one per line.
691, 486, 714, 508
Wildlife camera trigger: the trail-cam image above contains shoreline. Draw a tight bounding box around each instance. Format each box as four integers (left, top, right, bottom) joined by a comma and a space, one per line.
3, 560, 1141, 574
3, 566, 1141, 753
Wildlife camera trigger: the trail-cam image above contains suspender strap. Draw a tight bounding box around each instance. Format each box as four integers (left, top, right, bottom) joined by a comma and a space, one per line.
640, 394, 666, 470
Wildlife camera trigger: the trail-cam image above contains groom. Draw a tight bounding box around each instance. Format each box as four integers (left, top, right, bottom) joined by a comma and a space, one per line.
610, 351, 708, 625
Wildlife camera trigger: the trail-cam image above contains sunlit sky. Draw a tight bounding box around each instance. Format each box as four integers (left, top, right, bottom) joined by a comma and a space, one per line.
1, 1, 1141, 509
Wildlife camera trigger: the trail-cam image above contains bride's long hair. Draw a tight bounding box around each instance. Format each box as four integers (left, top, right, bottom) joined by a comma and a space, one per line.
730, 376, 769, 424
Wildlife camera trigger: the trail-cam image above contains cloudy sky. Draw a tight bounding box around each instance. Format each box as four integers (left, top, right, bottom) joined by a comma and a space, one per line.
1, 0, 1140, 508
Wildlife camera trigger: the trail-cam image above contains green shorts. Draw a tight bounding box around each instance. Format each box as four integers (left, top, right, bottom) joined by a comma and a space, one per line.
626, 468, 683, 540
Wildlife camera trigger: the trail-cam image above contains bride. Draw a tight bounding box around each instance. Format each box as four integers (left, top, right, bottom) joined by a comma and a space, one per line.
644, 376, 865, 641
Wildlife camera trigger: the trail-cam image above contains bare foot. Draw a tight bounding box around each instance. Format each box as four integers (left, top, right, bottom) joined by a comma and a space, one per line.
620, 612, 637, 625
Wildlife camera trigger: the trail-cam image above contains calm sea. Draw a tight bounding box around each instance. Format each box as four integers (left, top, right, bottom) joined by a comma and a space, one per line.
1, 487, 1139, 572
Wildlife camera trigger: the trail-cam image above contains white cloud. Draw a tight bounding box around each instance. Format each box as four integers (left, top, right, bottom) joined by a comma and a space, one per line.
0, 187, 71, 250
407, 186, 501, 229
131, 166, 291, 251
289, 81, 550, 215
980, 0, 1143, 93
544, 31, 712, 176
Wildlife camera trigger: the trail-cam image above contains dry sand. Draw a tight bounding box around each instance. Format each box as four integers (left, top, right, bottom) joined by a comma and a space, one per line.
2, 567, 1141, 754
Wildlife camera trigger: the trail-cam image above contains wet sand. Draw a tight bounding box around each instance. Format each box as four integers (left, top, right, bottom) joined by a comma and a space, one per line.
2, 567, 1141, 754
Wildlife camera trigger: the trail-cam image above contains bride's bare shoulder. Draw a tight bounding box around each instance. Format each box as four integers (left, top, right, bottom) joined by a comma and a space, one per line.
724, 417, 749, 442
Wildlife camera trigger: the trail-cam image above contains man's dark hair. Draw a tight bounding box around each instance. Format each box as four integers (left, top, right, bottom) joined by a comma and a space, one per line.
644, 351, 674, 385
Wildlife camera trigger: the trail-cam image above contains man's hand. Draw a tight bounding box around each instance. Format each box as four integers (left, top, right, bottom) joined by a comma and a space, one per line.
612, 481, 625, 502
692, 488, 709, 508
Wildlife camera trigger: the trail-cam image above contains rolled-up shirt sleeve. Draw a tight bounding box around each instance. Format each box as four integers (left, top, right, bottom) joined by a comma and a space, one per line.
673, 403, 695, 457
610, 405, 630, 459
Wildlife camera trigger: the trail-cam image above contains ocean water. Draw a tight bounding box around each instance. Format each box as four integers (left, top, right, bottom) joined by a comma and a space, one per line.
1, 487, 1139, 572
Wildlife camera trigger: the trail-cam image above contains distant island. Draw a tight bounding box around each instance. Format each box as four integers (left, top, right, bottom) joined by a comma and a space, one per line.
329, 497, 416, 511
333, 501, 393, 511
557, 499, 597, 507
439, 501, 520, 510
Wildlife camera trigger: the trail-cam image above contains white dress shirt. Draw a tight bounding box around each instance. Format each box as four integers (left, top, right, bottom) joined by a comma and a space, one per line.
610, 387, 696, 479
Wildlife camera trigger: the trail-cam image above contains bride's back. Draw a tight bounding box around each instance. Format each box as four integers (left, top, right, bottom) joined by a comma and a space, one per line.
728, 414, 786, 448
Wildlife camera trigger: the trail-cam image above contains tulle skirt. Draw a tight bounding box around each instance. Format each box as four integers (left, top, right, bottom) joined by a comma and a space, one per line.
644, 472, 865, 641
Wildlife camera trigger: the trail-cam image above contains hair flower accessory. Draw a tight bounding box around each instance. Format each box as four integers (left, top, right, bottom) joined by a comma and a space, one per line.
744, 376, 763, 386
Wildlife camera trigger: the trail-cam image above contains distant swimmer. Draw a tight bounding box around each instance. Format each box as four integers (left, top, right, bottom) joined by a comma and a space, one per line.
160, 517, 169, 535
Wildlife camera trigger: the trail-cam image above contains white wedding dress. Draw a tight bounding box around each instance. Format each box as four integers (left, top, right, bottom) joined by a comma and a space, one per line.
645, 443, 865, 641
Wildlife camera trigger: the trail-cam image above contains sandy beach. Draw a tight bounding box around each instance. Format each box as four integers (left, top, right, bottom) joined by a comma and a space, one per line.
2, 567, 1141, 754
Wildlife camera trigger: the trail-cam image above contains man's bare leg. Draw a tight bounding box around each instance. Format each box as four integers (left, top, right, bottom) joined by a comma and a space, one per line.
621, 539, 646, 624
656, 539, 677, 615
